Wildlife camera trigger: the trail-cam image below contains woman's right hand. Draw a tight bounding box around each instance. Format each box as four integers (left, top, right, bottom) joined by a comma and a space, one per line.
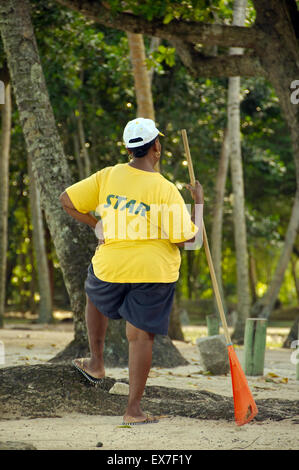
186, 180, 204, 204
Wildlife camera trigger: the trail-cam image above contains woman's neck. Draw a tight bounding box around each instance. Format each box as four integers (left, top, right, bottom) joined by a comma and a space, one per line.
128, 156, 157, 172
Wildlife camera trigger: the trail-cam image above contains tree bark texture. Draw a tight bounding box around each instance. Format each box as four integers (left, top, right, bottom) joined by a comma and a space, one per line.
228, 0, 251, 342
0, 80, 11, 328
27, 153, 53, 323
291, 258, 299, 304
127, 32, 155, 120
168, 296, 185, 342
249, 251, 258, 303
72, 130, 85, 180
0, 0, 96, 342
211, 128, 229, 316
148, 36, 160, 85
77, 96, 91, 177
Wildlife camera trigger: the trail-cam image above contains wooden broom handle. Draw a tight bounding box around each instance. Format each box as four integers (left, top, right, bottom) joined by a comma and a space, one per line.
181, 129, 232, 345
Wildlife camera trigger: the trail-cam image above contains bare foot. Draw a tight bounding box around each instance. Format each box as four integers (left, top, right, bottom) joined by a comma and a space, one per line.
123, 405, 159, 424
122, 414, 159, 425
73, 358, 105, 379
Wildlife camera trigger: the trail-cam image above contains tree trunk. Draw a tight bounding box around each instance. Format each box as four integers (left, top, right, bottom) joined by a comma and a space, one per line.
72, 125, 85, 180
249, 250, 258, 303
291, 257, 299, 303
148, 36, 160, 85
0, 77, 11, 328
0, 0, 96, 349
168, 295, 185, 341
228, 0, 251, 343
44, 221, 55, 303
28, 234, 37, 315
127, 32, 155, 120
27, 153, 53, 323
76, 95, 91, 177
211, 128, 229, 316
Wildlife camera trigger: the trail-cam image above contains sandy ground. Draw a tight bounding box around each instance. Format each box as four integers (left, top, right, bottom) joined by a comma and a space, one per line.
0, 323, 298, 451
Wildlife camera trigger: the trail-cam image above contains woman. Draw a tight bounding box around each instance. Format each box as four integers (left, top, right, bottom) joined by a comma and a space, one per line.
59, 118, 204, 425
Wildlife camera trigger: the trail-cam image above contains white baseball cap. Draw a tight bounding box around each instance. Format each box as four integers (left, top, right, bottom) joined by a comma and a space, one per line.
123, 118, 164, 148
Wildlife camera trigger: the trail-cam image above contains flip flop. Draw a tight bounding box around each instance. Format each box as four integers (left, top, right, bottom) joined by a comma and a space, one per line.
122, 415, 159, 426
72, 358, 105, 385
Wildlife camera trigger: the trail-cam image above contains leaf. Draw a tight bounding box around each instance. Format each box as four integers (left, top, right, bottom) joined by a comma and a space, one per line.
266, 372, 279, 378
253, 385, 276, 391
25, 344, 34, 350
163, 13, 174, 24
116, 425, 131, 429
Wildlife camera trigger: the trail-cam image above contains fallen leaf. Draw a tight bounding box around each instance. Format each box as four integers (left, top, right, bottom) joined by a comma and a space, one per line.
148, 371, 161, 378
265, 375, 288, 385
25, 344, 34, 350
266, 372, 279, 378
253, 385, 276, 391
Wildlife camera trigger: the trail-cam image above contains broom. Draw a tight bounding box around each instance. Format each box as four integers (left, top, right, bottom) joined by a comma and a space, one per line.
181, 129, 258, 426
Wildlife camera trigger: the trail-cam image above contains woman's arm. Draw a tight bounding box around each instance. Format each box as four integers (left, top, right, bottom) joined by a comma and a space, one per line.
59, 191, 98, 229
175, 181, 204, 247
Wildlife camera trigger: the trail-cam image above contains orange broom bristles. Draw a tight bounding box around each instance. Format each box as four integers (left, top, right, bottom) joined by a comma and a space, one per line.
227, 345, 258, 426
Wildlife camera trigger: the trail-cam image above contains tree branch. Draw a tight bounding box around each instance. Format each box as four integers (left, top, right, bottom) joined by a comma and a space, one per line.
171, 39, 265, 77
55, 0, 264, 49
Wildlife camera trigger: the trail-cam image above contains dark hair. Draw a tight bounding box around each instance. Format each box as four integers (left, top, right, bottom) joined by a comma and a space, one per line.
128, 136, 158, 158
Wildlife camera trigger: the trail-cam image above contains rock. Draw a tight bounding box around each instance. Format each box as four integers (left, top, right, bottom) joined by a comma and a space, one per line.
96, 441, 103, 448
0, 441, 37, 450
109, 382, 130, 395
196, 335, 230, 375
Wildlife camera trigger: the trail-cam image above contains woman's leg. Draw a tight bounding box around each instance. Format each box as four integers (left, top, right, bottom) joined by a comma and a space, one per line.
123, 321, 155, 421
74, 295, 108, 378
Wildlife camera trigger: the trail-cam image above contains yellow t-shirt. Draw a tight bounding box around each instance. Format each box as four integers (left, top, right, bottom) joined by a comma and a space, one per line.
66, 163, 199, 283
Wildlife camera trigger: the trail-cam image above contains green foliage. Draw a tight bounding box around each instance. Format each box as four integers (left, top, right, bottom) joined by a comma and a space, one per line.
105, 0, 218, 22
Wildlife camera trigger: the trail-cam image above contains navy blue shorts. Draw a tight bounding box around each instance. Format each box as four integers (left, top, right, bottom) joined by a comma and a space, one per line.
84, 263, 176, 335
